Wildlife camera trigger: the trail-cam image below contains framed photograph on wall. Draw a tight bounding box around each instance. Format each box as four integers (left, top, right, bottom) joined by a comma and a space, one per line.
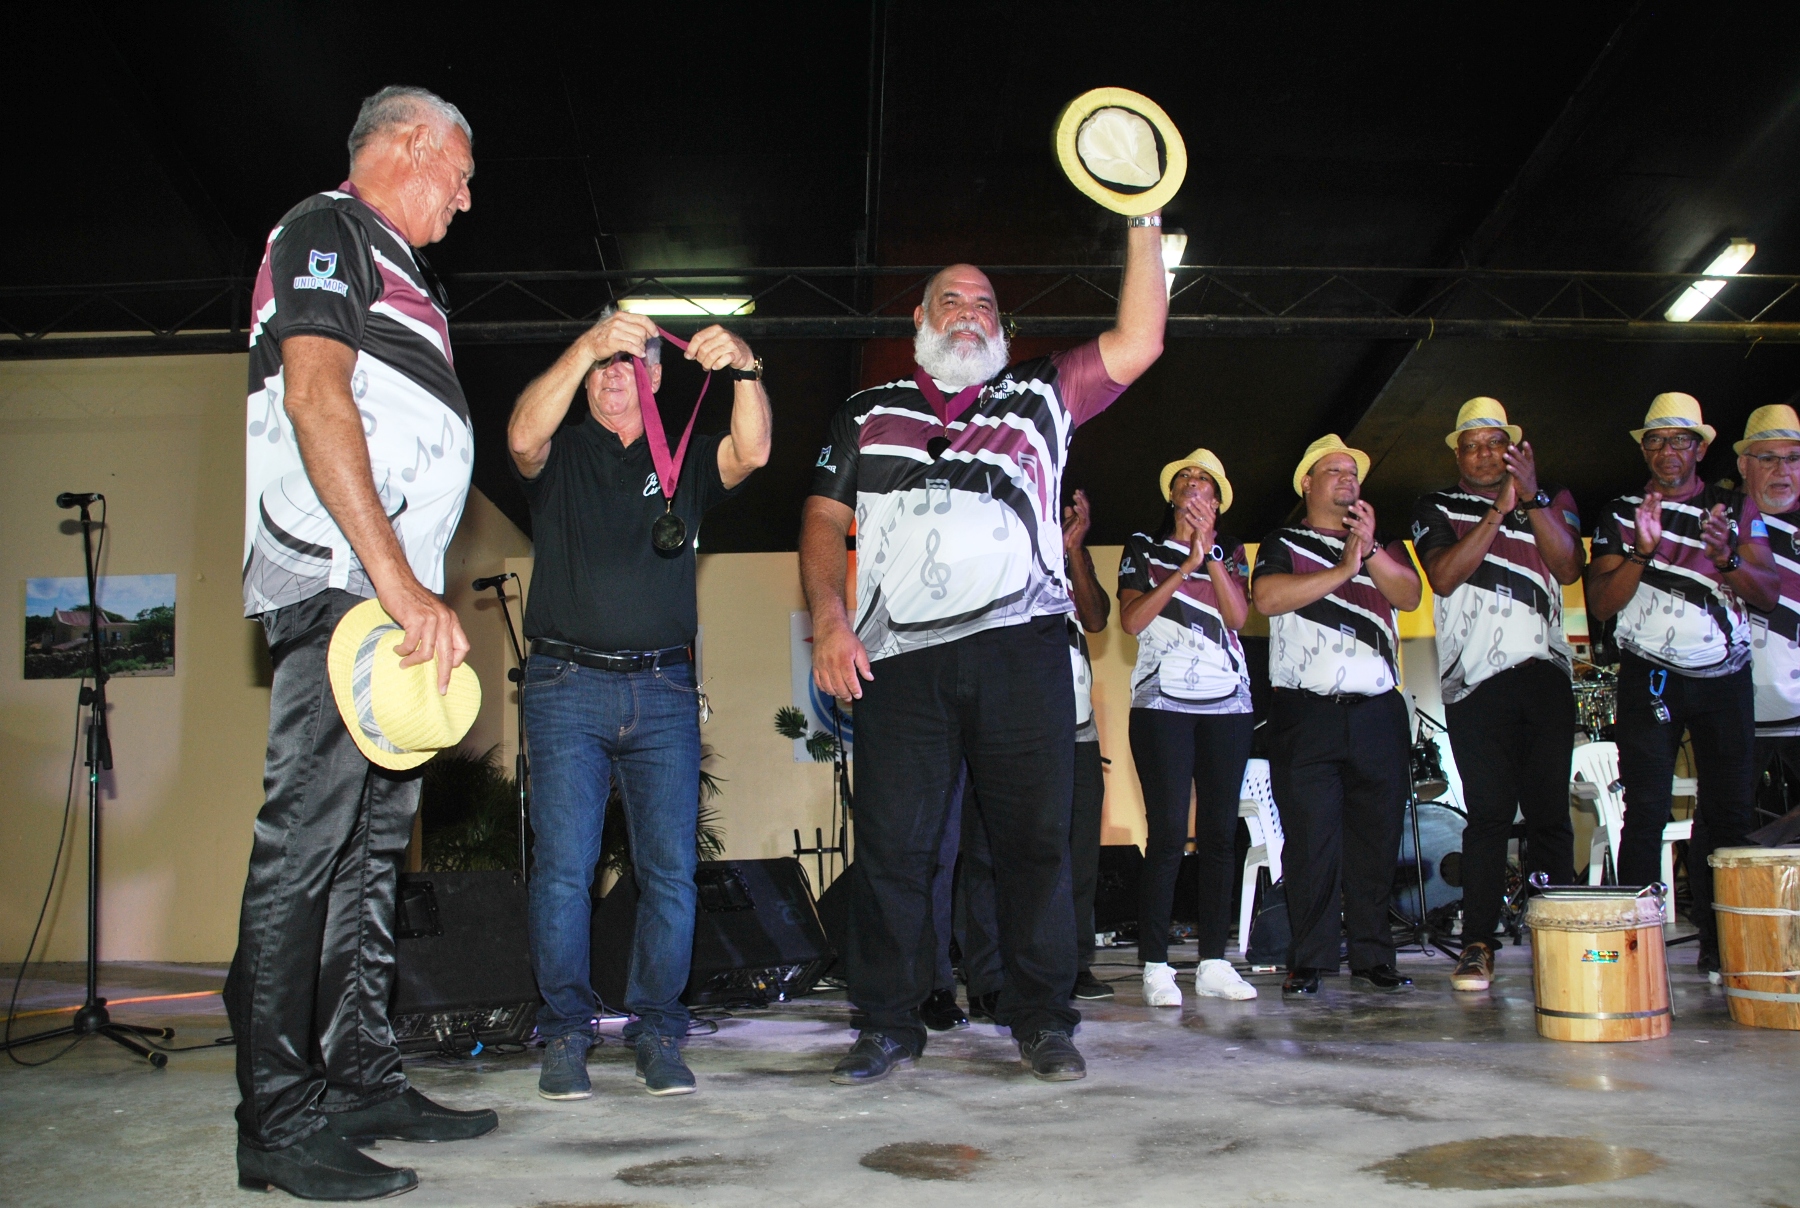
23, 574, 177, 679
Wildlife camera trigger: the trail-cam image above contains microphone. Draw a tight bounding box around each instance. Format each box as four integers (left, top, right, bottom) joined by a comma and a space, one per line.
471, 573, 515, 591
56, 492, 101, 509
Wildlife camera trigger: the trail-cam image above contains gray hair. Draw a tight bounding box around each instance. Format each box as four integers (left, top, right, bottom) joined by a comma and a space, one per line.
347, 86, 472, 170
598, 306, 661, 365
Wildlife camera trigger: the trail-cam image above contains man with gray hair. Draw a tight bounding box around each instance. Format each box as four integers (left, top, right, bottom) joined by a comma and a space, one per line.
227, 85, 496, 1201
800, 215, 1168, 1085
506, 304, 770, 1101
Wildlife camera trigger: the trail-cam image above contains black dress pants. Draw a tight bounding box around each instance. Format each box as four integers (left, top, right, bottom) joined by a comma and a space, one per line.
1128, 709, 1255, 963
1268, 689, 1410, 970
958, 740, 1105, 999
847, 616, 1078, 1050
1443, 659, 1577, 946
1614, 652, 1756, 953
223, 589, 419, 1149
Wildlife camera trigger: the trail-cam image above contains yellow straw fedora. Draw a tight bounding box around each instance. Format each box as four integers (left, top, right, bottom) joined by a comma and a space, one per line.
1159, 448, 1234, 512
1735, 403, 1800, 454
1053, 88, 1187, 216
1630, 392, 1715, 446
1292, 434, 1370, 496
1445, 396, 1522, 449
328, 598, 481, 772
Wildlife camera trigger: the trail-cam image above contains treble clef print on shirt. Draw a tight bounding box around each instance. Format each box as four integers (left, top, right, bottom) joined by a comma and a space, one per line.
921, 529, 952, 600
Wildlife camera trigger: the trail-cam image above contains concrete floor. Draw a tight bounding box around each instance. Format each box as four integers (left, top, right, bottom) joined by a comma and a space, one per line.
1, 945, 1795, 1207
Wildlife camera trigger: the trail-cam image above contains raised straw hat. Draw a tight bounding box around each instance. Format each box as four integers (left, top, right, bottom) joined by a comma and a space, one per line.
1053, 88, 1187, 216
327, 598, 481, 771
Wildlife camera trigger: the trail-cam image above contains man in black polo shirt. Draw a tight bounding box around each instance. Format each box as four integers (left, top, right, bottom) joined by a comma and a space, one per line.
507, 306, 770, 1100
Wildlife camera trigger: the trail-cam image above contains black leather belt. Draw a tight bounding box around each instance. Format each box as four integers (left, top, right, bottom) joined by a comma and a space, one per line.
1280, 687, 1377, 707
531, 639, 690, 673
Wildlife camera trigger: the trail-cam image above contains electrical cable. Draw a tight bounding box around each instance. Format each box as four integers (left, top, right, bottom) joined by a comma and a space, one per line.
6, 499, 108, 1066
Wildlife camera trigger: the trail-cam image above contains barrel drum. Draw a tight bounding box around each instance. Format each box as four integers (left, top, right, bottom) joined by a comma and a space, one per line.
1527, 890, 1670, 1042
1708, 847, 1800, 1031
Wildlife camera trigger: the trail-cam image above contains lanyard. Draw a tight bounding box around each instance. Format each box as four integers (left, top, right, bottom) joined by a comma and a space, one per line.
911, 368, 984, 428
631, 326, 711, 505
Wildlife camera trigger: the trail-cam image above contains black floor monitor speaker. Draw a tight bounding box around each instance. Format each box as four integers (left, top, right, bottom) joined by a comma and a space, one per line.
592, 858, 835, 1010
391, 870, 540, 1053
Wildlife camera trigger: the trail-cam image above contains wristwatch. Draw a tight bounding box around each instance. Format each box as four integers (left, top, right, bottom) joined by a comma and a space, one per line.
1625, 549, 1652, 566
727, 358, 764, 382
1128, 214, 1162, 228
1520, 489, 1551, 511
1717, 552, 1741, 573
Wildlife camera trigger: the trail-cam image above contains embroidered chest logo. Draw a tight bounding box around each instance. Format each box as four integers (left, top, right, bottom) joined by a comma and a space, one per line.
294, 248, 349, 296
643, 472, 660, 497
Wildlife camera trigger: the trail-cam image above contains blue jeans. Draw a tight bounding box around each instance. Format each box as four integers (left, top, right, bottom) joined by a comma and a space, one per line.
523, 653, 700, 1042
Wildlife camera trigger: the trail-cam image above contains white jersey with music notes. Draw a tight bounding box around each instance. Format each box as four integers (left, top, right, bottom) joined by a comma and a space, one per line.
242, 186, 472, 617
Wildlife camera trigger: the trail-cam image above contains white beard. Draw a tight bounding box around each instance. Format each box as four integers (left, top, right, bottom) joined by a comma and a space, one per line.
913, 320, 1009, 389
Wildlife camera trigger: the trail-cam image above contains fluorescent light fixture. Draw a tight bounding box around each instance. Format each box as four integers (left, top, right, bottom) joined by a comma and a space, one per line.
1162, 230, 1189, 296
618, 297, 755, 317
1664, 238, 1755, 322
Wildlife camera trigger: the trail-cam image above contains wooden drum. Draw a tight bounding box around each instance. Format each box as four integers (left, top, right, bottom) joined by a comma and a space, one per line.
1709, 847, 1800, 1030
1526, 890, 1670, 1042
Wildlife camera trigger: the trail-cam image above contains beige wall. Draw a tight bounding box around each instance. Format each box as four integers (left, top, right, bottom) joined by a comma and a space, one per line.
0, 354, 529, 962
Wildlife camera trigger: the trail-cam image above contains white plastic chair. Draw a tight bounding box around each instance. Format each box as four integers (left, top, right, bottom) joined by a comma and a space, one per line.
1569, 740, 1691, 922
1237, 758, 1285, 957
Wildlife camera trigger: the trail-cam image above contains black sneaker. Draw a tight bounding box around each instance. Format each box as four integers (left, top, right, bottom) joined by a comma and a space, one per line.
1450, 942, 1495, 992
1071, 969, 1115, 1000
919, 988, 968, 1031
635, 1033, 698, 1096
1017, 1030, 1086, 1081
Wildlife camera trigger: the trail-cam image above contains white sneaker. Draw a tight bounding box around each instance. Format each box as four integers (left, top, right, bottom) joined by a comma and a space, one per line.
1142, 962, 1182, 1007
1194, 958, 1258, 1001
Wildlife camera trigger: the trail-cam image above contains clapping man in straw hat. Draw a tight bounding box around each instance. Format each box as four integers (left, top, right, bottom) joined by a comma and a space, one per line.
1585, 392, 1778, 980
227, 86, 497, 1200
1411, 399, 1585, 994
1735, 404, 1800, 882
799, 212, 1168, 1085
1251, 434, 1422, 997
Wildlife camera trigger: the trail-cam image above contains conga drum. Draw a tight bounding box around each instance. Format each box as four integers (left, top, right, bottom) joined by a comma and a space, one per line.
1708, 847, 1800, 1030
1526, 889, 1670, 1042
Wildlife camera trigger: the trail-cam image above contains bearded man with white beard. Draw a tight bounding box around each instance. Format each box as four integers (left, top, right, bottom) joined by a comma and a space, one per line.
800, 216, 1168, 1085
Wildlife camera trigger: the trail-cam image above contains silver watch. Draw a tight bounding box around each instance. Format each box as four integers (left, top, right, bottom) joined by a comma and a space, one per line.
1128, 214, 1162, 228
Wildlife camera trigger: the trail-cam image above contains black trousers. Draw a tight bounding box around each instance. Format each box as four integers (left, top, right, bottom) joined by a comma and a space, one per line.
1268, 688, 1410, 970
957, 740, 1105, 998
1614, 652, 1756, 953
223, 590, 418, 1149
1129, 709, 1255, 963
1755, 733, 1800, 809
847, 617, 1078, 1049
1443, 659, 1577, 946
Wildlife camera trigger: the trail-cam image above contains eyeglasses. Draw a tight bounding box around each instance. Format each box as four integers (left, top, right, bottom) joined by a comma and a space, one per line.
1457, 437, 1510, 454
1750, 452, 1800, 468
592, 352, 634, 371
1641, 432, 1701, 451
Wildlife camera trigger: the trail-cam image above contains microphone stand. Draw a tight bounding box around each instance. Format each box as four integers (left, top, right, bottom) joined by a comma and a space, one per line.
3, 498, 173, 1065
478, 575, 530, 880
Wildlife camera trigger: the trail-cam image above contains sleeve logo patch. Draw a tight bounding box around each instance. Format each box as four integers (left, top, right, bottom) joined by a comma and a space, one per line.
1751, 517, 1769, 538
1411, 519, 1428, 543
294, 248, 349, 295
816, 444, 836, 472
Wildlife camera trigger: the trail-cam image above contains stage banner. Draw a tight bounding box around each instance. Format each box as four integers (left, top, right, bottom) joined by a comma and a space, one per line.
789, 611, 854, 763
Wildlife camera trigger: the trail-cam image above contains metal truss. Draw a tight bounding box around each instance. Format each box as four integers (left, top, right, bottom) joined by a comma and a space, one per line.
5, 263, 1800, 359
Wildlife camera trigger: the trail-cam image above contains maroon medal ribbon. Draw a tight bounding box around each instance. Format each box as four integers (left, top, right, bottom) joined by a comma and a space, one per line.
912, 368, 982, 460
632, 325, 712, 551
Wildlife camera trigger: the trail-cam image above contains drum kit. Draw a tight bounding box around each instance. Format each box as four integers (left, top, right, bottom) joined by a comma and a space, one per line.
1572, 664, 1619, 739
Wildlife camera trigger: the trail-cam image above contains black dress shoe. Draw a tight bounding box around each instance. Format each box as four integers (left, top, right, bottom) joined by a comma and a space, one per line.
967, 991, 1001, 1023
238, 1130, 417, 1200
919, 988, 968, 1031
1350, 964, 1413, 992
1282, 967, 1322, 996
829, 1032, 917, 1085
1018, 1030, 1086, 1082
1071, 969, 1115, 1000
331, 1087, 498, 1145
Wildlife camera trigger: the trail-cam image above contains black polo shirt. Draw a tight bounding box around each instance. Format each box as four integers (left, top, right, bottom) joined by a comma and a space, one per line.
515, 412, 741, 652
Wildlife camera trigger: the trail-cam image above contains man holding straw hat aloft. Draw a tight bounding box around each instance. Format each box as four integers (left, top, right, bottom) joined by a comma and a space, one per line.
1411, 398, 1585, 994
1585, 392, 1778, 981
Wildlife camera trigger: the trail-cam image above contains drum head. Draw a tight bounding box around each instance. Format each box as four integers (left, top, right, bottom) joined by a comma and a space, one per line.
1393, 801, 1467, 924
1527, 891, 1665, 931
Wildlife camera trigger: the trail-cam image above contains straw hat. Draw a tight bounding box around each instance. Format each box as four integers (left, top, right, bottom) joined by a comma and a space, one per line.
1734, 403, 1800, 454
1630, 392, 1715, 446
328, 598, 481, 771
1053, 88, 1187, 216
1159, 448, 1234, 512
1292, 434, 1370, 496
1445, 396, 1522, 449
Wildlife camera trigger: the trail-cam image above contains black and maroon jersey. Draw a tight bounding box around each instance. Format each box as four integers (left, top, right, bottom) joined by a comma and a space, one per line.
808, 341, 1125, 662
1253, 525, 1402, 696
1411, 485, 1579, 703
1117, 532, 1253, 713
1750, 507, 1800, 731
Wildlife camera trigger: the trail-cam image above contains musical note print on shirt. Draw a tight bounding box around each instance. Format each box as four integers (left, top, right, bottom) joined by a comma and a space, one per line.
249, 390, 283, 444
920, 529, 952, 600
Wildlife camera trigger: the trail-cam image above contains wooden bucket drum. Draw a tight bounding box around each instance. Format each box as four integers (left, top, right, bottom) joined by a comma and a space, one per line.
1708, 847, 1800, 1030
1527, 889, 1670, 1042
